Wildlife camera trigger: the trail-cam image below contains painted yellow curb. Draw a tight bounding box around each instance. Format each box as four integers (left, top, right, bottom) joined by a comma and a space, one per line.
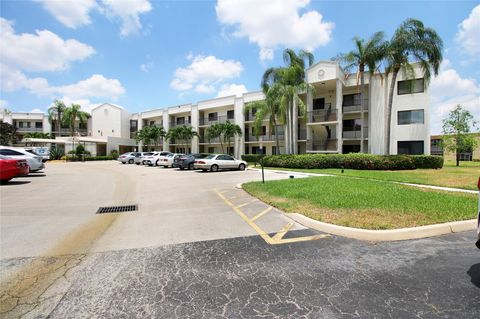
288, 213, 477, 242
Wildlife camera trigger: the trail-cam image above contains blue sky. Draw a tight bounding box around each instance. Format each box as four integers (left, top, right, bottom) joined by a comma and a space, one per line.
1, 0, 479, 133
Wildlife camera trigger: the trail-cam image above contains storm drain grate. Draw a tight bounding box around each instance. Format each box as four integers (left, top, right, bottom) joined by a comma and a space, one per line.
96, 205, 138, 214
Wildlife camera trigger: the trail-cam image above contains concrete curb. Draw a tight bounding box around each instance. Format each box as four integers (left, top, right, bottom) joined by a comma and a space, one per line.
288, 213, 477, 242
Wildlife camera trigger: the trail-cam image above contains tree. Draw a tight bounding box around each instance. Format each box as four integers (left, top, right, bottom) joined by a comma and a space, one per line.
385, 18, 443, 154
442, 105, 478, 166
261, 49, 314, 154
179, 125, 198, 153
135, 125, 166, 151
24, 132, 51, 139
222, 121, 242, 155
62, 103, 91, 137
206, 123, 225, 153
48, 100, 66, 137
336, 32, 386, 152
246, 83, 284, 154
0, 122, 17, 145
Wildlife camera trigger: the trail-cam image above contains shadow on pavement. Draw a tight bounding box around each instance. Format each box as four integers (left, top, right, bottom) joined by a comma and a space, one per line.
467, 263, 480, 288
0, 180, 31, 186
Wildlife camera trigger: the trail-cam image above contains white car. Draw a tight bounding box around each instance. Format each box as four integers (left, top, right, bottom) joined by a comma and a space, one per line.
134, 152, 154, 165
158, 153, 183, 168
118, 152, 138, 164
146, 151, 172, 166
194, 154, 247, 172
0, 146, 45, 172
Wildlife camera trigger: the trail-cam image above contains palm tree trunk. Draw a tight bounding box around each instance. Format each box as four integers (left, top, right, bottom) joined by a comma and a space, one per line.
274, 121, 280, 155
360, 71, 365, 153
219, 136, 225, 154
386, 69, 399, 155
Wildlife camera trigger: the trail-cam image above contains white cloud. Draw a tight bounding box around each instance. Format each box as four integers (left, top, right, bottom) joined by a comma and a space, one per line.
0, 100, 8, 109
217, 84, 247, 97
38, 0, 152, 36
216, 0, 334, 60
54, 97, 101, 114
170, 55, 243, 95
29, 108, 44, 113
100, 0, 152, 36
430, 61, 480, 134
140, 62, 154, 73
37, 0, 98, 28
0, 18, 95, 72
455, 4, 480, 56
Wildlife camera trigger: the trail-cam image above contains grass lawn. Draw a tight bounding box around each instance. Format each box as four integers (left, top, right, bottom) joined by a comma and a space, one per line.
261, 160, 480, 190
243, 176, 477, 230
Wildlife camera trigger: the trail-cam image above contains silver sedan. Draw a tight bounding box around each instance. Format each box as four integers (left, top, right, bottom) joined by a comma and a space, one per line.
194, 154, 247, 172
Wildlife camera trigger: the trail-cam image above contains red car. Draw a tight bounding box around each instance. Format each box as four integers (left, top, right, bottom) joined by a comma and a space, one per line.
0, 156, 29, 183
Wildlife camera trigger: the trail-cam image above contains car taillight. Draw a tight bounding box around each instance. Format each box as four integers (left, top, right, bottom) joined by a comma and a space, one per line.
16, 160, 26, 167
196, 161, 205, 164
163, 159, 167, 161
120, 156, 125, 158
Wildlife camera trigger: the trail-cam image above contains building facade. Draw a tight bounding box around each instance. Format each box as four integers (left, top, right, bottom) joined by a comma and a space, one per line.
1, 62, 431, 157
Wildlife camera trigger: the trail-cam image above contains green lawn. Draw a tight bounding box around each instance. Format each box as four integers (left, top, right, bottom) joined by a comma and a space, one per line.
261, 160, 480, 190
243, 176, 477, 230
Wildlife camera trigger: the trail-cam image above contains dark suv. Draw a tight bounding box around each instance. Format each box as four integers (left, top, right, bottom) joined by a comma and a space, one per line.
173, 153, 210, 170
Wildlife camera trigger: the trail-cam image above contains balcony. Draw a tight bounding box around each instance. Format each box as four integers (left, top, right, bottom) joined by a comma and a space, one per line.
16, 127, 44, 132
307, 139, 338, 152
342, 101, 368, 113
169, 120, 191, 127
298, 129, 307, 140
245, 134, 284, 142
199, 136, 234, 144
342, 126, 368, 139
53, 128, 88, 136
307, 109, 337, 123
199, 115, 234, 126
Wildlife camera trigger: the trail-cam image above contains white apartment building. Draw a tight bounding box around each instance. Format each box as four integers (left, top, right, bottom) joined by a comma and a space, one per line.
1, 61, 430, 157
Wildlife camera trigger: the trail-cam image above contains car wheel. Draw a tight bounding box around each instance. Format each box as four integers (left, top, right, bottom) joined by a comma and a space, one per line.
179, 167, 184, 170
239, 163, 246, 171
210, 164, 219, 172
136, 162, 140, 165
188, 163, 194, 170
121, 162, 126, 164
155, 160, 160, 166
128, 159, 134, 164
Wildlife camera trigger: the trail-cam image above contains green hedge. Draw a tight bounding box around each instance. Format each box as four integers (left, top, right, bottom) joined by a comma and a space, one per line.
261, 154, 443, 170
241, 154, 265, 165
60, 155, 114, 161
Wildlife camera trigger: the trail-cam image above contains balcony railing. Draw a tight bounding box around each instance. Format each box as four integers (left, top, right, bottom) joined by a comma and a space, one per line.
245, 134, 284, 142
298, 129, 307, 140
16, 127, 44, 132
199, 115, 234, 126
307, 109, 337, 123
169, 120, 191, 127
342, 104, 369, 113
307, 139, 338, 152
342, 126, 368, 138
199, 136, 235, 143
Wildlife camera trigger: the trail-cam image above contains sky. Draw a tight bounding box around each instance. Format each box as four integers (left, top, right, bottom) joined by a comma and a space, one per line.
0, 0, 479, 134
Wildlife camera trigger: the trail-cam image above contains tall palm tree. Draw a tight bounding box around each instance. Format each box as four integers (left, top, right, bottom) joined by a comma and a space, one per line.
136, 126, 153, 150
24, 132, 51, 139
336, 32, 386, 152
62, 104, 90, 137
48, 100, 66, 137
384, 18, 443, 154
261, 49, 314, 154
179, 125, 198, 153
222, 121, 242, 155
246, 83, 284, 154
206, 123, 224, 153
150, 125, 166, 151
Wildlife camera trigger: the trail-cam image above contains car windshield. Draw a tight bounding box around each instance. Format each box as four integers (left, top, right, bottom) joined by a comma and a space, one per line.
205, 155, 216, 159
26, 150, 40, 156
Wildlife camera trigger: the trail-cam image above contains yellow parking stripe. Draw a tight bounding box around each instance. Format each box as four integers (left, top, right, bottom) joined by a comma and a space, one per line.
273, 234, 330, 245
251, 207, 273, 222
236, 199, 257, 209
272, 222, 294, 241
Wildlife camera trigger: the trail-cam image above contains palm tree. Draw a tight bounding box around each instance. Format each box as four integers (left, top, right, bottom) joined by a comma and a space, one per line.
384, 18, 443, 154
136, 126, 153, 150
336, 32, 386, 152
24, 132, 51, 139
150, 125, 166, 151
206, 123, 224, 153
222, 121, 242, 155
179, 125, 198, 153
246, 83, 284, 154
62, 103, 90, 137
48, 100, 66, 137
261, 49, 314, 154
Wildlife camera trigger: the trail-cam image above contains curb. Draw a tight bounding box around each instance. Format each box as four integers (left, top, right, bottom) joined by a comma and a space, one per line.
288, 213, 477, 242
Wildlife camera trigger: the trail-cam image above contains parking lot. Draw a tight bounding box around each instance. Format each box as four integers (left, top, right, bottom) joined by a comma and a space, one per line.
1, 161, 479, 318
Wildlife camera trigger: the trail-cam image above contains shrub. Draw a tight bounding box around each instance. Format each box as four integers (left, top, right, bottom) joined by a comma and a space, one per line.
49, 147, 64, 160
261, 154, 443, 170
110, 149, 119, 159
83, 156, 114, 161
241, 154, 265, 165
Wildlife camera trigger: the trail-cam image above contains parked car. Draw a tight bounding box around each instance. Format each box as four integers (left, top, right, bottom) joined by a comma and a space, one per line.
194, 154, 247, 172
24, 147, 50, 161
0, 155, 29, 183
477, 177, 480, 249
173, 153, 210, 170
134, 152, 153, 165
0, 147, 44, 172
158, 153, 184, 168
146, 151, 172, 166
118, 152, 138, 164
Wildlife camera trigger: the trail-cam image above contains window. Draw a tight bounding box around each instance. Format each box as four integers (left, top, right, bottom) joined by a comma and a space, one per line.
397, 78, 424, 95
261, 126, 266, 136
0, 149, 24, 156
149, 121, 155, 126
130, 120, 138, 132
343, 145, 360, 153
35, 122, 43, 128
252, 146, 266, 154
398, 141, 424, 155
219, 155, 234, 160
342, 94, 361, 106
208, 147, 215, 153
245, 146, 249, 154
176, 117, 185, 125
79, 122, 87, 129
343, 119, 362, 131
208, 112, 218, 121
227, 110, 234, 119
313, 98, 325, 110
251, 108, 257, 116
398, 110, 424, 125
